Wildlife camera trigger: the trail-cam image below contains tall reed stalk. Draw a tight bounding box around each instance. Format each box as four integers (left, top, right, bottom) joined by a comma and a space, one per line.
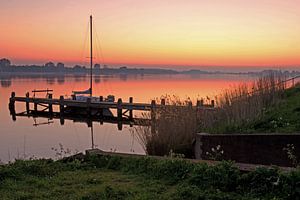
133, 96, 199, 157
200, 73, 286, 132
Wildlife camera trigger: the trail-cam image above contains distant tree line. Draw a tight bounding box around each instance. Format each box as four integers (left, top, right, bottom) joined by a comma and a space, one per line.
1, 58, 299, 76
0, 58, 179, 75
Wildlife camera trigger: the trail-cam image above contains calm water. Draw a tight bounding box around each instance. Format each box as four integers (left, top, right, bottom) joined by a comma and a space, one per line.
0, 74, 255, 162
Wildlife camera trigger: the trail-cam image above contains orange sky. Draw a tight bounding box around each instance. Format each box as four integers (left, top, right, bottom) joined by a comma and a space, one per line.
1, 0, 300, 70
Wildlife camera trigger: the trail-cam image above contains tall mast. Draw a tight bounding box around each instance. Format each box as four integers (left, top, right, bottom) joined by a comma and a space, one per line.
90, 15, 93, 97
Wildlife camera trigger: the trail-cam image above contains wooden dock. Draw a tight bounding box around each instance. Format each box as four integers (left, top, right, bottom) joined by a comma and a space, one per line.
8, 90, 215, 129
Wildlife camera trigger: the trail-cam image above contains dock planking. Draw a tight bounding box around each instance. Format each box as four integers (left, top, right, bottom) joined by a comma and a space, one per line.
9, 91, 215, 113
9, 91, 215, 129
12, 96, 153, 110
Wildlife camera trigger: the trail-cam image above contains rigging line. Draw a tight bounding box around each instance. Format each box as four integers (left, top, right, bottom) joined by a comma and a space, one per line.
80, 21, 90, 66
93, 22, 114, 95
72, 21, 89, 92
94, 25, 106, 65
91, 20, 100, 65
94, 30, 101, 65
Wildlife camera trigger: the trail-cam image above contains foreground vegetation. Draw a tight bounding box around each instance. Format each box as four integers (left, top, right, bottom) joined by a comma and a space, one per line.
134, 74, 300, 156
218, 83, 300, 133
0, 154, 299, 199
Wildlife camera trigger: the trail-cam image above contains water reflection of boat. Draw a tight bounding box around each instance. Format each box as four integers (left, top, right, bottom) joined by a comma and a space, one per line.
65, 15, 114, 117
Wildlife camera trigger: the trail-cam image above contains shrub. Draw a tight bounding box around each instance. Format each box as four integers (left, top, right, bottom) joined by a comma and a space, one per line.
237, 167, 281, 198
189, 161, 240, 192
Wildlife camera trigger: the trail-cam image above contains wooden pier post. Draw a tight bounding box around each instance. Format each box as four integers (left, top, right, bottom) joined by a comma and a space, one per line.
59, 96, 64, 114
34, 103, 37, 112
99, 96, 103, 118
9, 92, 15, 111
25, 92, 30, 114
34, 101, 38, 112
151, 100, 156, 121
9, 92, 16, 121
60, 116, 65, 125
151, 100, 156, 134
87, 98, 91, 116
48, 93, 53, 113
117, 120, 123, 131
117, 98, 122, 120
59, 96, 65, 125
161, 98, 165, 106
129, 97, 133, 120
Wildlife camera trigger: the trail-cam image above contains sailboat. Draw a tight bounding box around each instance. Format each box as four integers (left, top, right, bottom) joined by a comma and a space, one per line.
66, 15, 114, 117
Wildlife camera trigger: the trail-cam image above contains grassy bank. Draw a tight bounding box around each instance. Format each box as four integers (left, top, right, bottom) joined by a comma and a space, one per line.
1, 154, 299, 199
199, 75, 300, 134
219, 84, 300, 134
133, 75, 300, 156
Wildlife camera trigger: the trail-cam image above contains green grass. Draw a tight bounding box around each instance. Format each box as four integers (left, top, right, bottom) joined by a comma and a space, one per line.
1, 155, 299, 200
211, 85, 300, 134
249, 85, 300, 133
1, 169, 169, 200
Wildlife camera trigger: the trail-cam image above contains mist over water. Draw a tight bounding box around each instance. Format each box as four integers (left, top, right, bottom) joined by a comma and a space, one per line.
0, 74, 256, 163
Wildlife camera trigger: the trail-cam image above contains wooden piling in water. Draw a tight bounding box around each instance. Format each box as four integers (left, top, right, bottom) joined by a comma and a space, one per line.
48, 93, 53, 113
59, 96, 64, 114
211, 100, 215, 107
60, 116, 65, 125
87, 97, 91, 115
151, 100, 156, 121
34, 101, 38, 112
117, 98, 122, 120
99, 96, 103, 118
59, 96, 65, 124
9, 92, 16, 121
25, 92, 30, 113
9, 92, 15, 109
151, 100, 156, 134
117, 120, 123, 130
10, 91, 217, 130
129, 97, 133, 120
117, 98, 123, 130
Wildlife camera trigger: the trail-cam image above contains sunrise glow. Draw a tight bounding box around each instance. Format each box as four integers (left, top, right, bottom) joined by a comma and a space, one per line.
1, 0, 300, 69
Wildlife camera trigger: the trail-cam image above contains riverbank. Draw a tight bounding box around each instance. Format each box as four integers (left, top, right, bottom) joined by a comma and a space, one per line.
0, 153, 299, 199
213, 83, 300, 134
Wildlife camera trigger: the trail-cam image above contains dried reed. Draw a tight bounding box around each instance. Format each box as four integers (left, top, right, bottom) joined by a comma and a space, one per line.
133, 72, 293, 156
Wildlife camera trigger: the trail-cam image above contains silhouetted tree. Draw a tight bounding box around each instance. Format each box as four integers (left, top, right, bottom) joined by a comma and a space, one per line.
57, 62, 65, 68
45, 62, 55, 68
45, 62, 55, 67
94, 63, 100, 69
0, 58, 11, 69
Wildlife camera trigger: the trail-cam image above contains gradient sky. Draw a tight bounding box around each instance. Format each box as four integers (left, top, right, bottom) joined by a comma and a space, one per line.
1, 0, 300, 70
